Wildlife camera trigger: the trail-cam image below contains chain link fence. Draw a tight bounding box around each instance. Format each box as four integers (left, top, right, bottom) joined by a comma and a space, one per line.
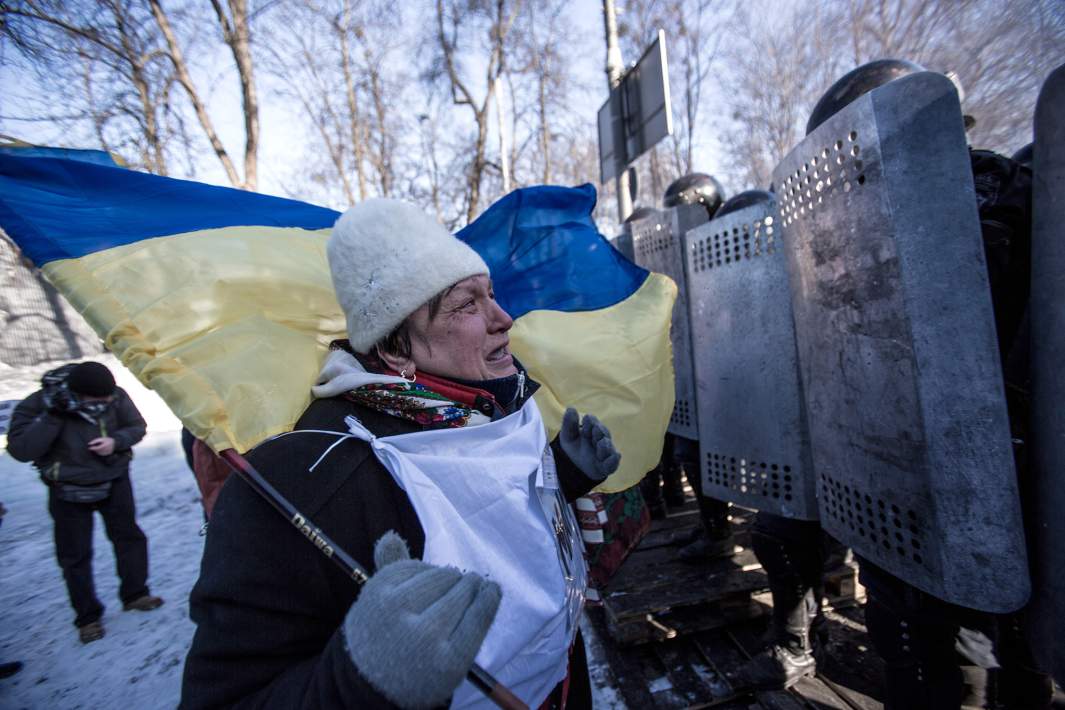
1, 232, 104, 368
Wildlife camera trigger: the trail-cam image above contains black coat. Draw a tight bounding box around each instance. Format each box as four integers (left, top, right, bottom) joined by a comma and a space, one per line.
180, 395, 595, 709
7, 387, 146, 485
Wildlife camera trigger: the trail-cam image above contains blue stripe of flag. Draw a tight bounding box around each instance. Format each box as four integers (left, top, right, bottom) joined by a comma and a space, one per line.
0, 152, 646, 320
0, 154, 339, 265
458, 184, 648, 317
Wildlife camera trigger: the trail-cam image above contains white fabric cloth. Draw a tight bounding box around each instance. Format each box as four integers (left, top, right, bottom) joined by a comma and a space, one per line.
343, 397, 586, 709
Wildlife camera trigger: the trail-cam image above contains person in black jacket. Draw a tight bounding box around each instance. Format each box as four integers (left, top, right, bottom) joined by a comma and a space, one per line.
181, 198, 619, 709
7, 361, 163, 644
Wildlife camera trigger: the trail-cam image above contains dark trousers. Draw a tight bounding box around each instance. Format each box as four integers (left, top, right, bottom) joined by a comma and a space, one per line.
860, 559, 1052, 710
751, 512, 826, 648
641, 434, 686, 509
48, 474, 150, 627
673, 434, 731, 538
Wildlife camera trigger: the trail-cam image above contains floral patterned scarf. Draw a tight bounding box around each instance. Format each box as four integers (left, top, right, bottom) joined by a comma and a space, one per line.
344, 381, 490, 429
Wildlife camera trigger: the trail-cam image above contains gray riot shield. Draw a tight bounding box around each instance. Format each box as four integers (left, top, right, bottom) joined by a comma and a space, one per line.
683, 201, 818, 520
611, 228, 635, 261
630, 204, 708, 440
773, 71, 1029, 612
1026, 63, 1065, 684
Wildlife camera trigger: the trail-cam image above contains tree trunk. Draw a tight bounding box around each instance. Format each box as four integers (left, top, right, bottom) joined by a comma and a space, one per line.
149, 0, 243, 187
339, 0, 368, 200
210, 0, 259, 190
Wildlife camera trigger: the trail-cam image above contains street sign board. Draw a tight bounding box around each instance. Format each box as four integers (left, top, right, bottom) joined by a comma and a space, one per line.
598, 29, 673, 183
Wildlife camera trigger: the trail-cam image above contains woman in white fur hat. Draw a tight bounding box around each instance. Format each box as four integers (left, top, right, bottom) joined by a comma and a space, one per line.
181, 199, 620, 710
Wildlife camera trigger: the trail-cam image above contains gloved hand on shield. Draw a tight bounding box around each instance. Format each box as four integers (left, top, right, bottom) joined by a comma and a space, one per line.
344, 531, 502, 709
559, 407, 621, 484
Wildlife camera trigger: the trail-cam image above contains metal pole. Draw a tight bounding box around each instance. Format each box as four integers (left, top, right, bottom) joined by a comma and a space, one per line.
602, 0, 632, 222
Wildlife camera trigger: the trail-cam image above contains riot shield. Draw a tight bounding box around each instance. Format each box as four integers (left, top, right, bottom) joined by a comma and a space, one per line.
630, 204, 708, 440
684, 201, 819, 520
773, 72, 1029, 612
1026, 63, 1065, 684
611, 228, 635, 262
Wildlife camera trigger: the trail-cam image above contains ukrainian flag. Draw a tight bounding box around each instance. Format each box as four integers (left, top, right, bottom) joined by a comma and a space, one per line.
0, 148, 674, 491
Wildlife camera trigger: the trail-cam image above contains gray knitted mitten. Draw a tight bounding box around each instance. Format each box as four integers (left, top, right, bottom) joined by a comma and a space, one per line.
344, 531, 502, 709
559, 407, 621, 483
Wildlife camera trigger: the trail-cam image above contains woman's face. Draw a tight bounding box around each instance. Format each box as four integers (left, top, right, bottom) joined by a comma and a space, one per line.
404, 274, 517, 381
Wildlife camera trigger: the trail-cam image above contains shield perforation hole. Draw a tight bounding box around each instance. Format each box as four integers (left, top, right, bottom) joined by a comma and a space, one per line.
784, 134, 863, 225
708, 452, 795, 499
820, 473, 927, 569
670, 399, 692, 428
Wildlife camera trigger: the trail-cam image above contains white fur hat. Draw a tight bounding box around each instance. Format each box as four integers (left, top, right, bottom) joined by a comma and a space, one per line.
327, 199, 489, 353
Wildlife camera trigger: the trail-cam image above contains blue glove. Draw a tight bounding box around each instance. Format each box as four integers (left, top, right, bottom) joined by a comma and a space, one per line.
344, 531, 502, 709
559, 407, 621, 483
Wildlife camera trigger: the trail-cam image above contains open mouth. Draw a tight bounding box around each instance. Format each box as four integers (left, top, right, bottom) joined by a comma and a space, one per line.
486, 344, 511, 363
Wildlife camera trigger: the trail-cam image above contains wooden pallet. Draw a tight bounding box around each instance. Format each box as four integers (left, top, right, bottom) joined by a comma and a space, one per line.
824, 561, 864, 609
598, 507, 864, 646
584, 604, 886, 710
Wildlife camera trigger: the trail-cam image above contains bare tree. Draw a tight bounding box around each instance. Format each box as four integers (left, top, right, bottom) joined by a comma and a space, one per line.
506, 0, 579, 187
1, 0, 178, 174
715, 2, 843, 190
432, 0, 520, 223
149, 0, 260, 189
2, 0, 266, 189
259, 0, 406, 206
715, 0, 1065, 190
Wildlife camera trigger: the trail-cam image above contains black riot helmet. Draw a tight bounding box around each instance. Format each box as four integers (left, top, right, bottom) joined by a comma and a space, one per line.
1011, 143, 1033, 167
663, 173, 725, 218
623, 206, 658, 224
715, 189, 774, 219
806, 59, 926, 136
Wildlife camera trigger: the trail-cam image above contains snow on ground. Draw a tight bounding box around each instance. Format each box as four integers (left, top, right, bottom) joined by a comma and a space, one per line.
0, 355, 202, 709
0, 354, 627, 709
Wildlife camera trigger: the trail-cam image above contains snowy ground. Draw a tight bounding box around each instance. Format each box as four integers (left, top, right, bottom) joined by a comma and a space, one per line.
0, 355, 202, 709
0, 355, 626, 709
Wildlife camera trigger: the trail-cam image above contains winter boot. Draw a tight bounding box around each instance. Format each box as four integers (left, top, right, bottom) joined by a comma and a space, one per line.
736, 642, 817, 691
678, 490, 735, 562
78, 621, 105, 644
734, 587, 820, 690
123, 594, 164, 612
678, 530, 737, 562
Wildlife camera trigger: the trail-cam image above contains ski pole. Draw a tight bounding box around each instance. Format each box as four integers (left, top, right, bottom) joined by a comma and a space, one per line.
218, 449, 528, 710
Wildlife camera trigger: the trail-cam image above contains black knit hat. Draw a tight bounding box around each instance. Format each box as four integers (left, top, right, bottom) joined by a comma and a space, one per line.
67, 362, 116, 397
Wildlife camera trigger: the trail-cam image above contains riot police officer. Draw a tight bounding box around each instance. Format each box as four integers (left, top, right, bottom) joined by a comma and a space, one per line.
797, 58, 1051, 709
719, 187, 848, 691
658, 174, 738, 561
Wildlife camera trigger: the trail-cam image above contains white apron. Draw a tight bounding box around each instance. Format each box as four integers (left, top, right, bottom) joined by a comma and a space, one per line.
343, 397, 587, 709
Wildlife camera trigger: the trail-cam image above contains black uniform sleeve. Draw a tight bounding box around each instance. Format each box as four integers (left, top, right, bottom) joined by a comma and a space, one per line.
970, 149, 1033, 366
109, 389, 147, 451
5, 391, 63, 463
551, 437, 599, 502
